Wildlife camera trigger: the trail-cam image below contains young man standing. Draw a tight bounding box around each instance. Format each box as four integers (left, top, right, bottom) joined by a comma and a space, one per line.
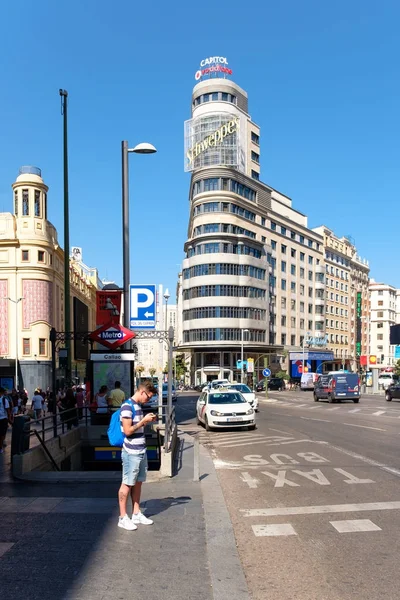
108, 381, 125, 410
0, 387, 13, 453
118, 380, 158, 531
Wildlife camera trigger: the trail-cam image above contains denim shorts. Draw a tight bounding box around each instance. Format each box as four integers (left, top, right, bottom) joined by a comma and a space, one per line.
121, 449, 147, 485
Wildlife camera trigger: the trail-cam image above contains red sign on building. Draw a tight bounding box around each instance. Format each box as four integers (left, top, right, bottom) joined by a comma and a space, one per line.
96, 290, 122, 326
89, 322, 135, 350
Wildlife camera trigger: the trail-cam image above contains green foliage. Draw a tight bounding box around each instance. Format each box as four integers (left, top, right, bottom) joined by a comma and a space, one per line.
394, 360, 400, 376
275, 370, 289, 380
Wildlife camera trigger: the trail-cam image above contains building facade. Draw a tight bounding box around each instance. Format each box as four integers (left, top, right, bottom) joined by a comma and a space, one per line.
0, 166, 99, 393
179, 69, 328, 384
313, 226, 370, 371
369, 280, 397, 366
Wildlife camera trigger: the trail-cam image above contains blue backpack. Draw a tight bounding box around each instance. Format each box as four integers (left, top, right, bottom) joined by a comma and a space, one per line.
107, 400, 135, 447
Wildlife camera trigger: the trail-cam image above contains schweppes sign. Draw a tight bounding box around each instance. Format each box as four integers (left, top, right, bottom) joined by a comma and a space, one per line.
186, 117, 239, 166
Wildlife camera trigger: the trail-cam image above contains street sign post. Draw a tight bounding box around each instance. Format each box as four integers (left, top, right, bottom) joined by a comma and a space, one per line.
129, 284, 156, 330
262, 368, 271, 378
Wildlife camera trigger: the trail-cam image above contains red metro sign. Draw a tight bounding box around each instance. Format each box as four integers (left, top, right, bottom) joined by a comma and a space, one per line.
89, 322, 136, 350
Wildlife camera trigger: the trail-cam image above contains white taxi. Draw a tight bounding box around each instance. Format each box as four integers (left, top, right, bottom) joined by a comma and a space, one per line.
227, 384, 259, 412
196, 388, 256, 431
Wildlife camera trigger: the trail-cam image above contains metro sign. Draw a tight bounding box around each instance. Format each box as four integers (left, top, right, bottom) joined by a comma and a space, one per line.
89, 322, 136, 350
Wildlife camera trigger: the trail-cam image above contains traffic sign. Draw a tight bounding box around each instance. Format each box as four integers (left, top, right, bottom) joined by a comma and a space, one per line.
262, 368, 271, 377
89, 322, 136, 350
129, 284, 156, 330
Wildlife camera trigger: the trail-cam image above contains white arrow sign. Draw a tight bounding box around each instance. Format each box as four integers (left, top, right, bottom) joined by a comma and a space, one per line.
144, 311, 154, 318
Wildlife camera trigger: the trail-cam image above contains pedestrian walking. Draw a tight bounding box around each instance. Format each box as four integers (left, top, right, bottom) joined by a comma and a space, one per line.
107, 381, 125, 410
0, 387, 13, 453
117, 380, 158, 531
64, 388, 78, 430
31, 389, 44, 421
95, 385, 109, 414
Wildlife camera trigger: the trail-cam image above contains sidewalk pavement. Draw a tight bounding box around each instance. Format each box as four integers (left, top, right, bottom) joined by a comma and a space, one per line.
0, 431, 249, 600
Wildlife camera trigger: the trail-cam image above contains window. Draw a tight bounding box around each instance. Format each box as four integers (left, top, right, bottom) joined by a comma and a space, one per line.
377, 323, 383, 328
291, 317, 296, 327
251, 131, 260, 145
300, 319, 305, 329
281, 279, 287, 291
290, 265, 296, 275
39, 338, 46, 356
281, 315, 286, 326
203, 178, 219, 191
300, 302, 305, 313
34, 190, 41, 217
308, 287, 313, 297
308, 239, 313, 248
251, 170, 259, 181
300, 285, 305, 296
14, 191, 18, 216
22, 189, 29, 215
308, 270, 313, 281
308, 255, 313, 265
308, 304, 313, 314
22, 250, 29, 261
281, 244, 287, 254
291, 299, 296, 310
290, 231, 296, 240
377, 334, 383, 340
281, 226, 287, 236
261, 217, 266, 226
299, 235, 304, 244
49, 254, 53, 265
23, 338, 30, 355
291, 248, 296, 258
291, 334, 296, 346
377, 311, 384, 318
281, 334, 286, 345
378, 290, 383, 296
38, 250, 45, 262
271, 240, 276, 249
378, 301, 383, 306
271, 222, 277, 231
261, 236, 266, 242
300, 252, 305, 262
212, 92, 218, 101
291, 282, 296, 292
300, 267, 305, 278
308, 320, 313, 330
281, 261, 286, 273
251, 151, 260, 164
281, 297, 287, 308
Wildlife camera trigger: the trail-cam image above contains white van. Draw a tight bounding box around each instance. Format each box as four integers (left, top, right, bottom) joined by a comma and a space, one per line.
300, 372, 318, 390
378, 373, 399, 390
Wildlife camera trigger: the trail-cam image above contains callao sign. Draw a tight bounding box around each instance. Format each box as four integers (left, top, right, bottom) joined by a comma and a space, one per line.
195, 56, 232, 81
89, 322, 136, 350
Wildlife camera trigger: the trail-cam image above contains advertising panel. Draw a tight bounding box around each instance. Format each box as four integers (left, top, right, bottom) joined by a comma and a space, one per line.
73, 297, 89, 361
96, 290, 122, 326
184, 112, 245, 172
356, 292, 362, 356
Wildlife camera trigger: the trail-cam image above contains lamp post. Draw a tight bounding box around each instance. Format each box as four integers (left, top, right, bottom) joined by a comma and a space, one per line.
3, 296, 24, 390
121, 141, 157, 334
163, 288, 170, 331
241, 328, 249, 383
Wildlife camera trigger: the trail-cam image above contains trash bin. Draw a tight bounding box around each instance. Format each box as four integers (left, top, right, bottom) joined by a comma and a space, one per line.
11, 415, 31, 456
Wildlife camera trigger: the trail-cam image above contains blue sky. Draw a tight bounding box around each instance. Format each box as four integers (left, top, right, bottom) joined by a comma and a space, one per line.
0, 0, 399, 298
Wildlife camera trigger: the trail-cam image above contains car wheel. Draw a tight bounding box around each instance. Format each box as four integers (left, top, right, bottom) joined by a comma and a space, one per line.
386, 393, 392, 402
328, 394, 334, 404
248, 424, 257, 431
205, 416, 211, 432
353, 398, 360, 403
196, 414, 202, 425
313, 393, 319, 402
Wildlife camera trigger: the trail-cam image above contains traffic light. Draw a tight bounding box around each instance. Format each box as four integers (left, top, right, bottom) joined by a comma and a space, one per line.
381, 354, 385, 363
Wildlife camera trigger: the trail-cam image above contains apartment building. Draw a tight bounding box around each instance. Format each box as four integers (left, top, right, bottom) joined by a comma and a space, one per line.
369, 280, 397, 365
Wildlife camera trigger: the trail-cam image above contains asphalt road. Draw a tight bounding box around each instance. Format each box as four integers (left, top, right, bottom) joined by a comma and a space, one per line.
175, 390, 400, 600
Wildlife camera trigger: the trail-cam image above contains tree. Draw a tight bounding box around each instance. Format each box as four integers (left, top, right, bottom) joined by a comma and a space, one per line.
135, 365, 144, 376
164, 354, 188, 380
394, 360, 400, 377
149, 367, 156, 378
275, 369, 289, 381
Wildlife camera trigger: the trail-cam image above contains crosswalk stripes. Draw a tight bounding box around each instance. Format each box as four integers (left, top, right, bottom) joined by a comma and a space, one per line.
251, 519, 382, 537
177, 424, 291, 449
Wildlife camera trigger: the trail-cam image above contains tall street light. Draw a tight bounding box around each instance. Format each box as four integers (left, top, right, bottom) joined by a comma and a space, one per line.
3, 296, 24, 390
163, 288, 170, 331
241, 328, 249, 383
121, 141, 157, 334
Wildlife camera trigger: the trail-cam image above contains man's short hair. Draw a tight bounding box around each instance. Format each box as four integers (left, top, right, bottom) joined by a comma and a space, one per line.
138, 380, 158, 395
114, 381, 121, 388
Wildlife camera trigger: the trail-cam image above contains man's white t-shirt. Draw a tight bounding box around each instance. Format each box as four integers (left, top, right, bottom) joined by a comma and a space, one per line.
0, 396, 10, 420
32, 394, 44, 409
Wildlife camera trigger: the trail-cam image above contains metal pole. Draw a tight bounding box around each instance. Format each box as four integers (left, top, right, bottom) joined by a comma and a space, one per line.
165, 326, 174, 451
122, 141, 130, 332
240, 329, 244, 383
50, 327, 57, 437
164, 298, 169, 331
15, 297, 19, 391
59, 89, 71, 384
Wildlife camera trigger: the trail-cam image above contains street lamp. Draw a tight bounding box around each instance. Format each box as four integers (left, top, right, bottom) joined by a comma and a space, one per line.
3, 296, 24, 390
163, 288, 170, 331
241, 328, 249, 383
121, 141, 157, 332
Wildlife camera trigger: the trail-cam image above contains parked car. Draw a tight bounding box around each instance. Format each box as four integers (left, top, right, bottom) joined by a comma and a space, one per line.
268, 377, 285, 391
202, 379, 230, 392
378, 373, 399, 390
161, 383, 177, 403
256, 380, 265, 392
196, 388, 256, 431
385, 383, 400, 401
228, 384, 259, 411
314, 372, 360, 403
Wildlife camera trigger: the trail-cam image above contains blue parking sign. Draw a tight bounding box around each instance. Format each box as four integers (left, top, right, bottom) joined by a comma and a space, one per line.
262, 368, 271, 377
129, 284, 156, 330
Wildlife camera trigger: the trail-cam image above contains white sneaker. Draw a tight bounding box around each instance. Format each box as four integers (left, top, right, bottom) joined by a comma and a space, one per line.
131, 511, 153, 525
118, 515, 137, 531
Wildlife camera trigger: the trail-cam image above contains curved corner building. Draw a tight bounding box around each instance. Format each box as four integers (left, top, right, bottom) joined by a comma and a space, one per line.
180, 66, 326, 384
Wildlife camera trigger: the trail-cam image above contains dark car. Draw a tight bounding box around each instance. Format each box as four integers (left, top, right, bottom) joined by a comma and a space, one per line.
385, 383, 400, 402
314, 372, 360, 403
256, 380, 265, 392
268, 377, 285, 391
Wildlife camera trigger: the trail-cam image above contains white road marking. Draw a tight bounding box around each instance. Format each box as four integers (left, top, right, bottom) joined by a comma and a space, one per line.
269, 428, 292, 435
240, 472, 260, 488
293, 404, 308, 408
342, 423, 386, 432
327, 407, 341, 411
372, 411, 386, 416
252, 524, 297, 537
301, 417, 331, 423
333, 468, 374, 484
348, 408, 361, 413
212, 434, 270, 446
241, 501, 400, 517
0, 543, 15, 557
330, 519, 381, 533
328, 443, 400, 478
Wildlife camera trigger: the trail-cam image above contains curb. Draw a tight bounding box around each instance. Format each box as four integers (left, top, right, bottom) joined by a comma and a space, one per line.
200, 442, 250, 600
